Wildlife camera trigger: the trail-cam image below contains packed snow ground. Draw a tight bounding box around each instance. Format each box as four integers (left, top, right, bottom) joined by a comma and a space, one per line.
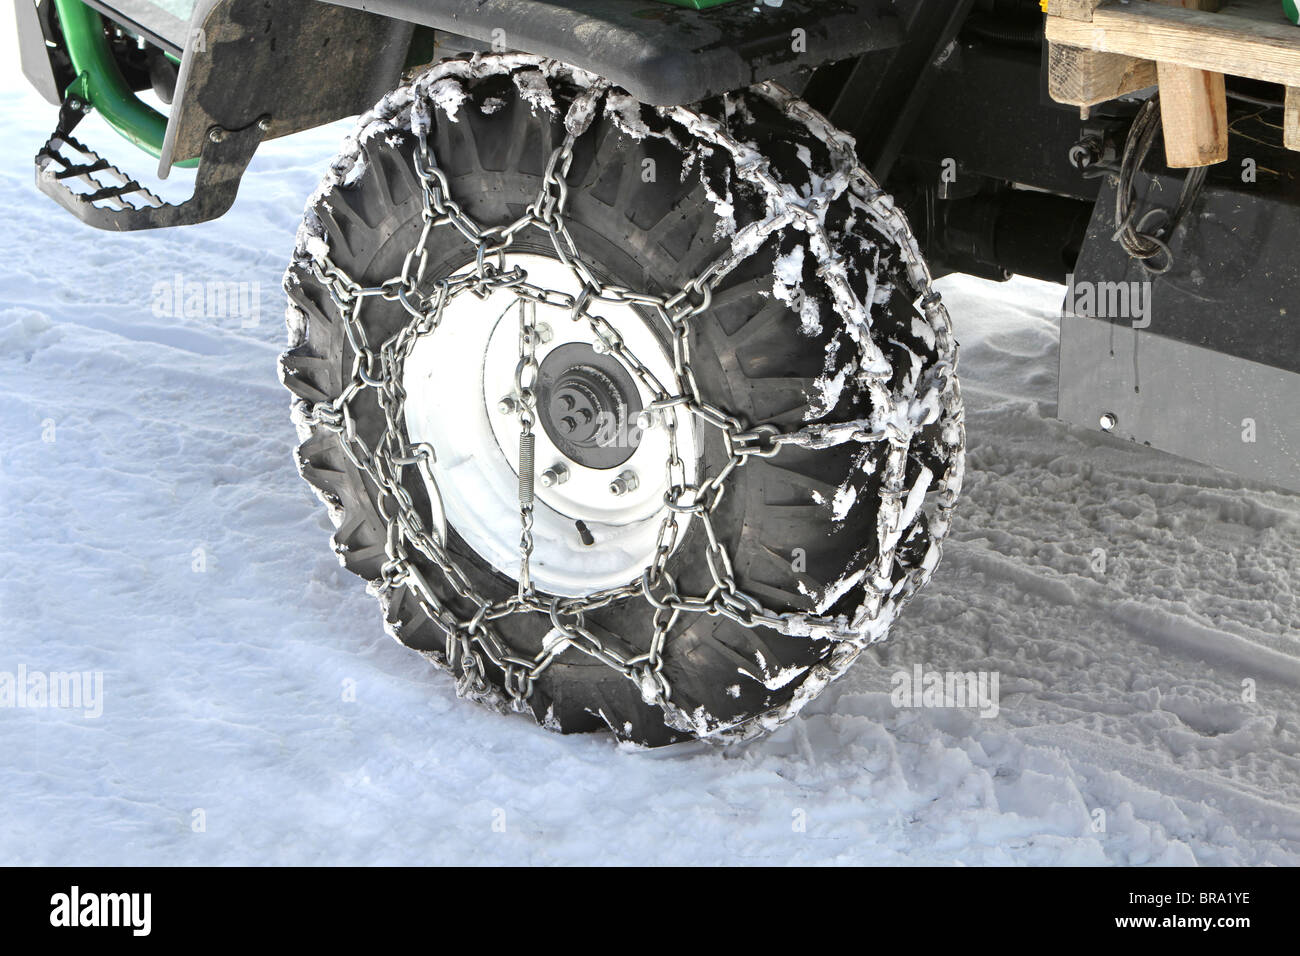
2, 20, 1298, 865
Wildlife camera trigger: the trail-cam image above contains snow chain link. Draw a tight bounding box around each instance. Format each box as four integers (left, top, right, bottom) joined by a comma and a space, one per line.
296, 64, 963, 728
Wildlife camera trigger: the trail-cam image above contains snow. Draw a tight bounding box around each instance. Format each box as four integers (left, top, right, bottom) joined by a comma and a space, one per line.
604, 92, 649, 140
772, 245, 822, 336
427, 77, 470, 122
2, 13, 1300, 864
512, 70, 556, 115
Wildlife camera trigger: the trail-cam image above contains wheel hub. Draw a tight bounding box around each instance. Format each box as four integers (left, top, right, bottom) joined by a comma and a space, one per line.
401, 253, 697, 597
538, 343, 642, 469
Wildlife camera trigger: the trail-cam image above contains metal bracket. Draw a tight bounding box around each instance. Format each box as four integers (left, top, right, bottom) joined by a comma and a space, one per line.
35, 100, 267, 231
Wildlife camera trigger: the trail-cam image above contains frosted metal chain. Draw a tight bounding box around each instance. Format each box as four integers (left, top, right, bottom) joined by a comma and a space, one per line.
296, 65, 964, 725
514, 297, 539, 601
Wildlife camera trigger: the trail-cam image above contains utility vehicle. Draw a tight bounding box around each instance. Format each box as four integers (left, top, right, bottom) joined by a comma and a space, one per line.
16, 0, 1299, 745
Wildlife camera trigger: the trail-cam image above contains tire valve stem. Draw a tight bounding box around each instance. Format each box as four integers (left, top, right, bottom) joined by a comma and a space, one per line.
575, 520, 595, 547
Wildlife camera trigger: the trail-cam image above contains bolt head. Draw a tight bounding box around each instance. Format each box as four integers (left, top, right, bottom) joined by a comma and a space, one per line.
609, 469, 639, 496
498, 396, 517, 415
540, 462, 570, 487
1099, 412, 1118, 431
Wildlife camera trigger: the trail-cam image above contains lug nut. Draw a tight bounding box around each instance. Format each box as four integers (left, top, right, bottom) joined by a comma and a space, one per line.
540, 463, 570, 487
534, 323, 554, 345
608, 470, 639, 496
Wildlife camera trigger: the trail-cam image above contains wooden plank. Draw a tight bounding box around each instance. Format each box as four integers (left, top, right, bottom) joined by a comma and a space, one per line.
1173, 0, 1222, 17
1044, 1, 1222, 108
1045, 0, 1151, 108
1047, 44, 1158, 105
1154, 0, 1227, 167
1286, 86, 1300, 151
1156, 0, 1221, 12
1045, 2, 1300, 88
1156, 62, 1229, 164
1045, 0, 1108, 19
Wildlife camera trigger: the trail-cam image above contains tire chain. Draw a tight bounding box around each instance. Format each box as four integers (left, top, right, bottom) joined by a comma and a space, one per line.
292, 58, 964, 736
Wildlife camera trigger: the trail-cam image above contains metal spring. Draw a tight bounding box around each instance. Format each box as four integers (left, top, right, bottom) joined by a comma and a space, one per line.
519, 432, 535, 506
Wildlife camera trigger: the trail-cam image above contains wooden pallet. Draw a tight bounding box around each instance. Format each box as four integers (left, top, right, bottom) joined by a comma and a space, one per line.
1044, 0, 1300, 165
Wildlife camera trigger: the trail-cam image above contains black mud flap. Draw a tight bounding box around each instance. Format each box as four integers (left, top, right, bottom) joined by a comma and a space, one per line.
34, 100, 266, 232
1057, 106, 1300, 493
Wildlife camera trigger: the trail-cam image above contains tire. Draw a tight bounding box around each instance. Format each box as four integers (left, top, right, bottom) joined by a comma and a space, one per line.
280, 54, 964, 748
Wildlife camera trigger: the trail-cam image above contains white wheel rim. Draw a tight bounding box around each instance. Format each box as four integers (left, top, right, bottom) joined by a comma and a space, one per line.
402, 254, 698, 597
